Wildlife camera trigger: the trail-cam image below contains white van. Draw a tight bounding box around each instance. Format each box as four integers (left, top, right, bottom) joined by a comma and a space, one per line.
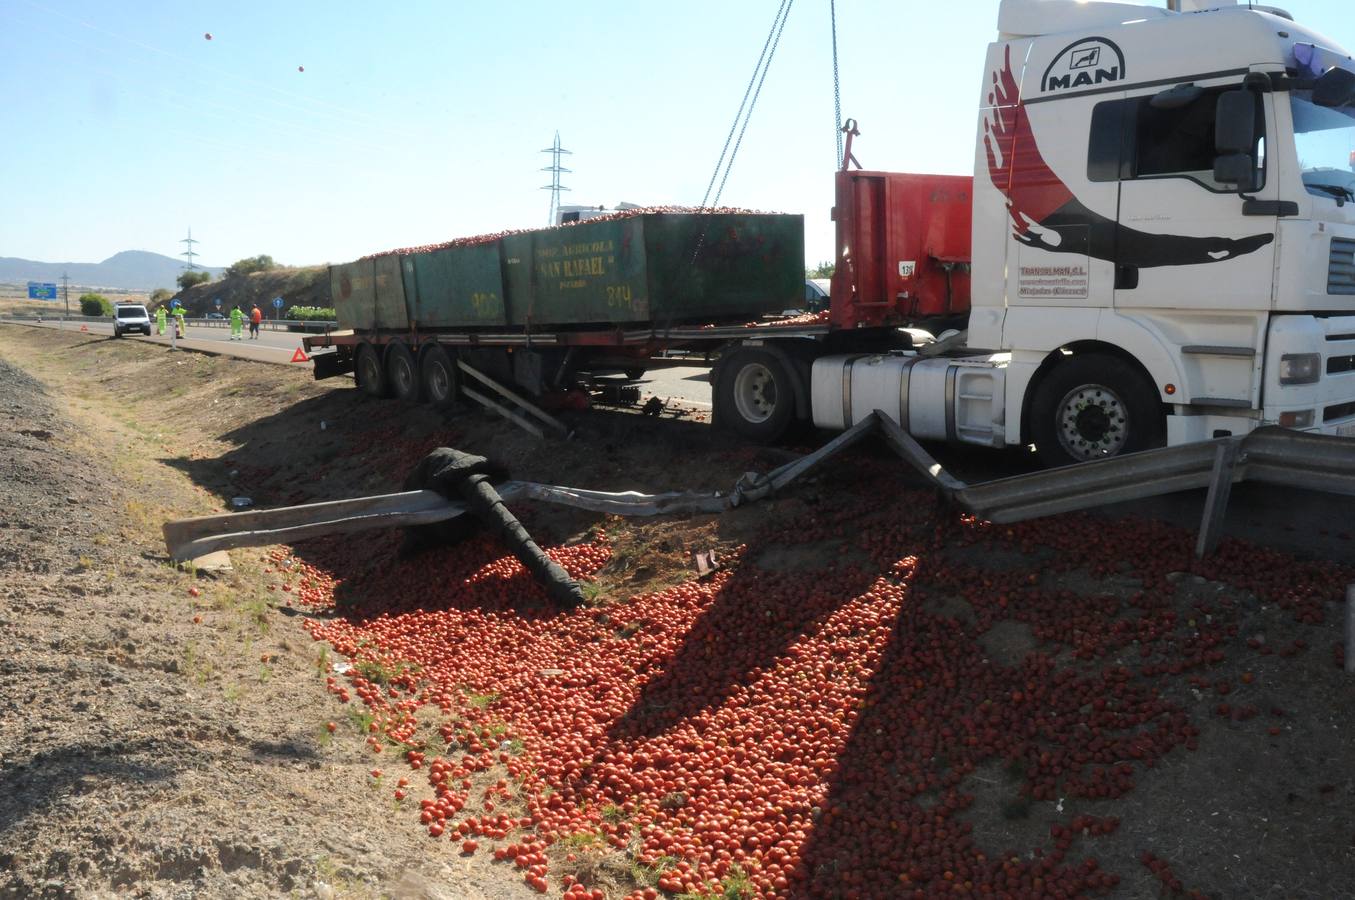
113, 304, 152, 338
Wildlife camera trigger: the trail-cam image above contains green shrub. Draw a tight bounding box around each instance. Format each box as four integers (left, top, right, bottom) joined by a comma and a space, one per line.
286, 306, 337, 321
177, 270, 210, 290
78, 293, 112, 316
226, 255, 277, 279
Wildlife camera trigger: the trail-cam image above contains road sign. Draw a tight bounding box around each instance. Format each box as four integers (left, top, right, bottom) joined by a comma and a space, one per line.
214, 298, 222, 308
272, 297, 284, 309
27, 282, 57, 300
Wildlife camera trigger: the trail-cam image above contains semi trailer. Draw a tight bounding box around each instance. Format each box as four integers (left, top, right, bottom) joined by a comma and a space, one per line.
307, 0, 1355, 467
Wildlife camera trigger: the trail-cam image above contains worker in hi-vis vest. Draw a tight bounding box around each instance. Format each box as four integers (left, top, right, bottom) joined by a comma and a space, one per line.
229, 304, 244, 340
155, 306, 167, 335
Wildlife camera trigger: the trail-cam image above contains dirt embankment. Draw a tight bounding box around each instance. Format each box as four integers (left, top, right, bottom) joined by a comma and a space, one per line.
170, 267, 328, 317
0, 329, 546, 900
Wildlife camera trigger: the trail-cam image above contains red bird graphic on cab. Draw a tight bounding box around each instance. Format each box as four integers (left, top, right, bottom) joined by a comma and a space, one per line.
982, 45, 1273, 268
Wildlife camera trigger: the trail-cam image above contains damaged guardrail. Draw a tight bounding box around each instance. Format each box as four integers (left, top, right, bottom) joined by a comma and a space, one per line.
163, 413, 1355, 575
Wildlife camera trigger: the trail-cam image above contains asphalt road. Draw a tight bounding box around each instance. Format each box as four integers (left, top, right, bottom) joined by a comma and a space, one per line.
5, 317, 719, 404
634, 364, 712, 407
4, 318, 310, 365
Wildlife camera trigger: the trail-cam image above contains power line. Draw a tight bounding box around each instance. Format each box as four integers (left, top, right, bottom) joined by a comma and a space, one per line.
702, 0, 795, 210
711, 0, 794, 209
832, 0, 843, 166
540, 132, 572, 226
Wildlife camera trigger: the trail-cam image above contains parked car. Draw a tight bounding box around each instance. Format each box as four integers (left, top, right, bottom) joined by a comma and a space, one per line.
112, 304, 151, 337
805, 278, 830, 313
206, 312, 225, 320
781, 279, 831, 316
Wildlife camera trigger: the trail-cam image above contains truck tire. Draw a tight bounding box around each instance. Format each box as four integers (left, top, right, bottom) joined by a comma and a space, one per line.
386, 343, 419, 402
1029, 354, 1165, 467
421, 346, 458, 407
715, 346, 797, 444
356, 343, 387, 398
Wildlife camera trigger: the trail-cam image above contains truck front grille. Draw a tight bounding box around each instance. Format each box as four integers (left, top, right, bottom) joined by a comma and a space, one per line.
1332, 238, 1355, 296
1323, 400, 1355, 423
1328, 354, 1355, 375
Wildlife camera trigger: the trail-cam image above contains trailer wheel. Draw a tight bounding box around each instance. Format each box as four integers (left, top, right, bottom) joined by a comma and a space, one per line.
356, 343, 387, 398
1029, 354, 1164, 467
386, 343, 419, 402
420, 346, 458, 407
715, 347, 797, 444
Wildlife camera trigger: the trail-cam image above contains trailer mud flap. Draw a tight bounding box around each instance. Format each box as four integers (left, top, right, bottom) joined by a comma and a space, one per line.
311, 351, 352, 380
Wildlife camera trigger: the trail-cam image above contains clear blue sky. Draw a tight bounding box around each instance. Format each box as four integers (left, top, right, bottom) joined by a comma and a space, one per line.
1, 0, 1351, 273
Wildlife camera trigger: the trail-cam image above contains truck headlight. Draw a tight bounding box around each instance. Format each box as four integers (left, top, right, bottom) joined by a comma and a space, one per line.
1278, 353, 1321, 385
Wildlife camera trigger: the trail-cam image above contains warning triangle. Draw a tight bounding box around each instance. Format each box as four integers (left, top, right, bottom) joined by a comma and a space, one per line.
291, 347, 310, 363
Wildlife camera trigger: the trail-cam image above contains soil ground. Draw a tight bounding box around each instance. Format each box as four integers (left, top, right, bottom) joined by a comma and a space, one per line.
0, 324, 1352, 899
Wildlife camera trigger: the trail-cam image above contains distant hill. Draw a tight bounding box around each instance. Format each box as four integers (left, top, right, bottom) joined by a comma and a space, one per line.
0, 250, 225, 291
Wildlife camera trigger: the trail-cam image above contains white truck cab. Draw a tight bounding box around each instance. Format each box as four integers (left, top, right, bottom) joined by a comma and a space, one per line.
806, 0, 1355, 465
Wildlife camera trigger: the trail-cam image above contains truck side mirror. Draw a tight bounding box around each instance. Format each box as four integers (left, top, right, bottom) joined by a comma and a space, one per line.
1213, 153, 1254, 188
1150, 83, 1202, 110
1214, 90, 1256, 192
1215, 91, 1255, 153
1314, 67, 1355, 108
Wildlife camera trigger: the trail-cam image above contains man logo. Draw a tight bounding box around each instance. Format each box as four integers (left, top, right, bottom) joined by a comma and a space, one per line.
1041, 37, 1125, 92
1070, 47, 1101, 70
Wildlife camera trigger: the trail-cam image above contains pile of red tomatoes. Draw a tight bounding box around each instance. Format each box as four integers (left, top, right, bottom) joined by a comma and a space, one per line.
271, 480, 1349, 899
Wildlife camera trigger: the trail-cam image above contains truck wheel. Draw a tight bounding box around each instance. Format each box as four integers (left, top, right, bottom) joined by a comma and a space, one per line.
356, 343, 387, 398
386, 343, 419, 402
421, 346, 458, 407
715, 347, 797, 444
1029, 354, 1164, 467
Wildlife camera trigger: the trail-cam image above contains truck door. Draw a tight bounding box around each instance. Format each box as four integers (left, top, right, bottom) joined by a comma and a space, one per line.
1002, 90, 1123, 311
1107, 79, 1279, 312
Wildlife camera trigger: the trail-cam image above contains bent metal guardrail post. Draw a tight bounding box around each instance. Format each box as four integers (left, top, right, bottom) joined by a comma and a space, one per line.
164, 415, 1355, 566
1195, 441, 1243, 559
873, 412, 1355, 559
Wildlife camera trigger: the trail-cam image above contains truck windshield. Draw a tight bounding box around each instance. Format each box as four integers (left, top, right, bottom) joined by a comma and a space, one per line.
1291, 91, 1355, 202
116, 307, 146, 318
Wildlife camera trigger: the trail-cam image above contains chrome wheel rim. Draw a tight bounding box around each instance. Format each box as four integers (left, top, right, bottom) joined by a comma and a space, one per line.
393, 358, 413, 394
1055, 383, 1128, 460
429, 361, 450, 401
732, 363, 777, 424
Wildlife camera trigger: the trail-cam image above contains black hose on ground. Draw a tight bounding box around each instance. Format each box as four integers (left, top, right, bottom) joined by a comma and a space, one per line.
402, 448, 585, 608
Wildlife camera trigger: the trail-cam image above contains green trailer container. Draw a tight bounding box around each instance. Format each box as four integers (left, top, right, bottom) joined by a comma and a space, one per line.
331, 256, 410, 331
502, 212, 803, 327
331, 212, 803, 333
401, 243, 509, 328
